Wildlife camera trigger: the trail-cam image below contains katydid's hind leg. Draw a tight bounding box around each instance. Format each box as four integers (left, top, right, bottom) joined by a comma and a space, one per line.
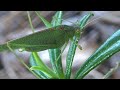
6, 42, 12, 51
55, 41, 69, 64
61, 41, 69, 53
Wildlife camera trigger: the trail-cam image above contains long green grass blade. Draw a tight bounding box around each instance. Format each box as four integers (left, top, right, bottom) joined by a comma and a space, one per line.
51, 11, 64, 78
29, 54, 48, 79
30, 66, 52, 78
75, 29, 120, 79
27, 11, 35, 33
51, 11, 63, 25
79, 13, 94, 30
30, 66, 58, 78
35, 11, 52, 28
30, 52, 59, 78
65, 13, 94, 79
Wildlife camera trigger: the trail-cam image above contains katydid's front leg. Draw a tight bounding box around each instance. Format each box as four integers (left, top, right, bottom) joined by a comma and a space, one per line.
61, 41, 69, 54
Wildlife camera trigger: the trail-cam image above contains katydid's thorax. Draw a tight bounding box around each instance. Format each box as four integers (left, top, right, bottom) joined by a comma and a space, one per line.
54, 25, 80, 47
62, 25, 80, 39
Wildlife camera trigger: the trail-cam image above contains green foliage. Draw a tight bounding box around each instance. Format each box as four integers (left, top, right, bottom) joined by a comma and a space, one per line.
65, 13, 94, 79
75, 29, 120, 79
28, 11, 120, 79
1, 11, 120, 79
29, 11, 94, 79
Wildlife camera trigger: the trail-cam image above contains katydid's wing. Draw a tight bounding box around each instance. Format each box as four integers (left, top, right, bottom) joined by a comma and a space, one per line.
7, 26, 67, 52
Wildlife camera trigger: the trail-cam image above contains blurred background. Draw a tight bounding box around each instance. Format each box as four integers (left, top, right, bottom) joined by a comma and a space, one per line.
0, 11, 120, 79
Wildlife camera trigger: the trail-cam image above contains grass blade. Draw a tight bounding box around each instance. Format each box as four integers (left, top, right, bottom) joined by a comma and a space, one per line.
51, 11, 62, 25
51, 11, 64, 78
65, 36, 79, 79
27, 11, 35, 33
30, 66, 58, 78
79, 13, 94, 30
65, 13, 94, 79
29, 54, 49, 79
30, 52, 59, 78
30, 66, 52, 78
35, 11, 52, 28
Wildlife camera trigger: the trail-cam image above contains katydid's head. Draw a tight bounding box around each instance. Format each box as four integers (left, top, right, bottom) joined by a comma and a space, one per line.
64, 25, 80, 39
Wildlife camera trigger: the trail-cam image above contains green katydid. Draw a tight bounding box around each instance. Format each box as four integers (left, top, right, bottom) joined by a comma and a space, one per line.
0, 12, 94, 54
0, 25, 81, 52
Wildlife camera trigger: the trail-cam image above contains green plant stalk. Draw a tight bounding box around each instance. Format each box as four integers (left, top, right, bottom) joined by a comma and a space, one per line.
27, 11, 35, 33
65, 36, 80, 79
29, 54, 49, 79
51, 11, 64, 78
30, 65, 59, 78
79, 13, 94, 30
65, 13, 94, 79
75, 29, 120, 79
32, 52, 59, 78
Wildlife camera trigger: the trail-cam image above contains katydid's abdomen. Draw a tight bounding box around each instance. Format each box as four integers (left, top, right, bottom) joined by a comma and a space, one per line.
0, 25, 79, 52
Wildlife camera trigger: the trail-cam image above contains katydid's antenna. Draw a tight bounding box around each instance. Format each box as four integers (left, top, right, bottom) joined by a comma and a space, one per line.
52, 17, 78, 26
62, 11, 112, 29
82, 11, 112, 29
52, 11, 113, 29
